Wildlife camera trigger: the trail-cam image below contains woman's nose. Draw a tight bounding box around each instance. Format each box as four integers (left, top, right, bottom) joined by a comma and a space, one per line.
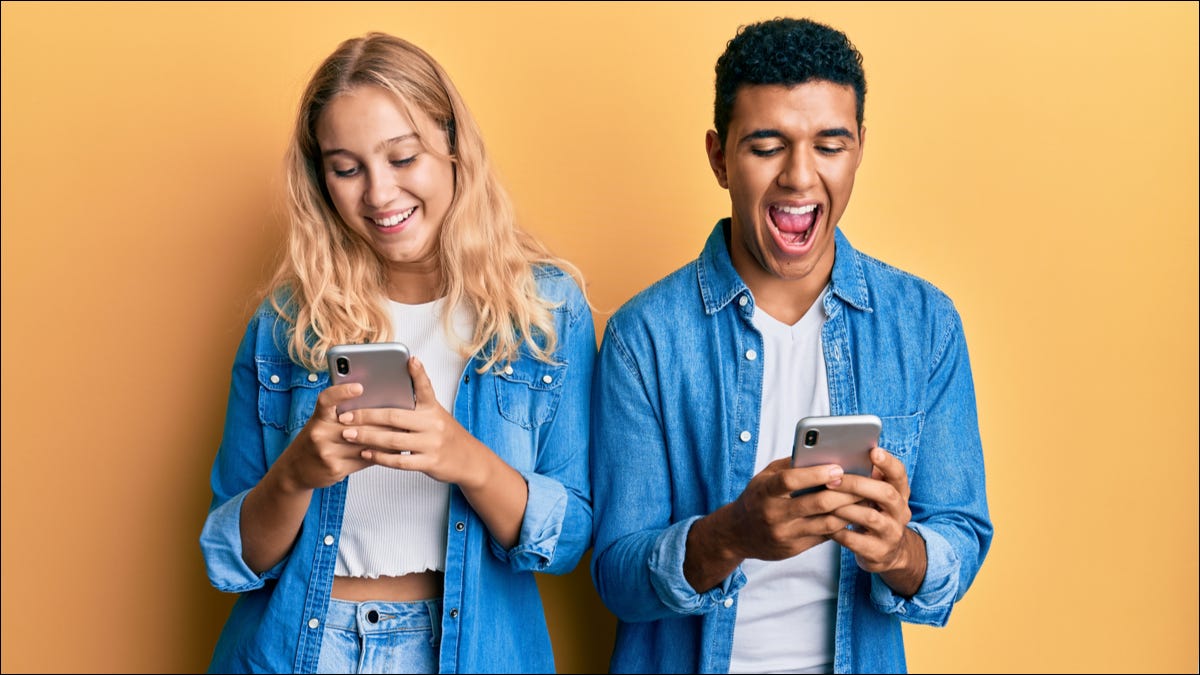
364, 171, 398, 207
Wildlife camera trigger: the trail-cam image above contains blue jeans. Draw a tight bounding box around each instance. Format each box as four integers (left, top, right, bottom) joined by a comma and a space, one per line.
317, 598, 442, 674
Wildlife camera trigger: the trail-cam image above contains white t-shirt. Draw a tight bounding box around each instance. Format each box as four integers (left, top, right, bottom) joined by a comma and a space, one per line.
334, 297, 474, 578
730, 287, 837, 674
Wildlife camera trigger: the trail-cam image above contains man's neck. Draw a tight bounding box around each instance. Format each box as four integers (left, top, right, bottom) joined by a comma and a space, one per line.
730, 247, 832, 325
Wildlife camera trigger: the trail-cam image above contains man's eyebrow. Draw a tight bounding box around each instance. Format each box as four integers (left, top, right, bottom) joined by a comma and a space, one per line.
321, 134, 417, 158
737, 127, 857, 145
817, 127, 856, 140
738, 129, 784, 144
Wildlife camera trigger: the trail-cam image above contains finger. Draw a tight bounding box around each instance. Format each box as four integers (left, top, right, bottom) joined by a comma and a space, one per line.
827, 471, 898, 509
338, 405, 415, 431
361, 447, 423, 471
807, 513, 853, 537
828, 518, 898, 570
764, 456, 793, 472
756, 457, 794, 495
782, 464, 845, 498
341, 425, 416, 454
870, 446, 910, 499
798, 485, 863, 514
828, 526, 875, 558
409, 356, 438, 409
831, 501, 893, 533
316, 382, 364, 421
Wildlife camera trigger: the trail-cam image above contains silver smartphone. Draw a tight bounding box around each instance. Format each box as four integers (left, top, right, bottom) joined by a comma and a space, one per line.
326, 342, 416, 415
790, 414, 882, 496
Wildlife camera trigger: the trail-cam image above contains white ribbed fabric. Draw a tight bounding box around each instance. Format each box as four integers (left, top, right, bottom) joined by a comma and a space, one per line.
334, 297, 475, 578
730, 287, 838, 675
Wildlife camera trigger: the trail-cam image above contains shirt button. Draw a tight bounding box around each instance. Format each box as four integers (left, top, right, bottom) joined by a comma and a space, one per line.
308, 618, 319, 629
738, 295, 748, 307
269, 374, 281, 384
323, 535, 334, 546
455, 521, 465, 531
723, 597, 734, 608
504, 365, 514, 375
307, 372, 319, 382
542, 374, 553, 384
463, 374, 470, 384
739, 431, 751, 442
449, 608, 459, 619
745, 349, 757, 361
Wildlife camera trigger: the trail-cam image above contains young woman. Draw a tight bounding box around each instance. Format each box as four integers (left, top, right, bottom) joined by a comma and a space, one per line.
200, 32, 595, 674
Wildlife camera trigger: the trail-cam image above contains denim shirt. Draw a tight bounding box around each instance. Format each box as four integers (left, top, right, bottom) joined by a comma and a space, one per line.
200, 266, 595, 674
590, 221, 992, 674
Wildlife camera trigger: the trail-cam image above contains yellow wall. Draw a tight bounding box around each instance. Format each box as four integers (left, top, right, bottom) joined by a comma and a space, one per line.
2, 2, 1196, 672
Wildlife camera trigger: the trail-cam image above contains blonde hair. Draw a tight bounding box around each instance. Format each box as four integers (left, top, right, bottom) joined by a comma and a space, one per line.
267, 32, 584, 373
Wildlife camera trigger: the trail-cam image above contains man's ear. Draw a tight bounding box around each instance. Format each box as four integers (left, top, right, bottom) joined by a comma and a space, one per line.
705, 130, 729, 189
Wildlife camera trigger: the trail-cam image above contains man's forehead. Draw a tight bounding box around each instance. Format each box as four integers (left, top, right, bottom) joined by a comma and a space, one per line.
730, 82, 859, 134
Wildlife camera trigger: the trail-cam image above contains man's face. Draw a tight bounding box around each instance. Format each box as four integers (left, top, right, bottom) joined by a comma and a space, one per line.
706, 81, 864, 289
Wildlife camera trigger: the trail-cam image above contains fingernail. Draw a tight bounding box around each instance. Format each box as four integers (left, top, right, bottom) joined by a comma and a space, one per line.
829, 466, 844, 479
339, 412, 353, 424
342, 429, 357, 441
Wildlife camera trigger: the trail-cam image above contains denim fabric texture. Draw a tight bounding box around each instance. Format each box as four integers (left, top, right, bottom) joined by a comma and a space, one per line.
200, 265, 595, 674
589, 221, 993, 674
316, 598, 441, 674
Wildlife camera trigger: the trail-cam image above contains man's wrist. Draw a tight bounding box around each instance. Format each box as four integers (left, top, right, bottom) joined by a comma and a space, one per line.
683, 507, 743, 593
882, 527, 928, 598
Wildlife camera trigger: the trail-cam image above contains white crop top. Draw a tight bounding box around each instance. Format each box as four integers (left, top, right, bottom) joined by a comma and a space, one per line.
334, 297, 475, 578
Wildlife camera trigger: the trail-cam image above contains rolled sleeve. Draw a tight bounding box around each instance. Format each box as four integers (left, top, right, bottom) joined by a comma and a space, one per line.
868, 523, 959, 626
491, 471, 569, 570
648, 516, 747, 614
199, 489, 284, 592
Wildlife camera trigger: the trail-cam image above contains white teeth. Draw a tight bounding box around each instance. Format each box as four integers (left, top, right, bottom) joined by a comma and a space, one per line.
373, 207, 416, 227
775, 204, 817, 215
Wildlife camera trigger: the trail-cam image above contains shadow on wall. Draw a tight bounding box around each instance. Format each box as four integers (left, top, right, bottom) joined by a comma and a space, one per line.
538, 551, 618, 673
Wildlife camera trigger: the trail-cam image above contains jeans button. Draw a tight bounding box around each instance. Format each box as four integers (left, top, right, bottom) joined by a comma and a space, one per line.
367, 609, 379, 623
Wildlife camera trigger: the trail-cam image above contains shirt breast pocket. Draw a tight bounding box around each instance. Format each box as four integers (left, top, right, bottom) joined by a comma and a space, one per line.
494, 358, 568, 430
256, 357, 327, 432
877, 412, 923, 463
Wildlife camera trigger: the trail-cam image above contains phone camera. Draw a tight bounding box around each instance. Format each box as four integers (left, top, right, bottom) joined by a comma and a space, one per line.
335, 357, 350, 375
804, 429, 819, 447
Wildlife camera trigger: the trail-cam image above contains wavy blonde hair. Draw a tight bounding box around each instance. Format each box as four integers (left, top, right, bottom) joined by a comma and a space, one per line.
267, 32, 584, 373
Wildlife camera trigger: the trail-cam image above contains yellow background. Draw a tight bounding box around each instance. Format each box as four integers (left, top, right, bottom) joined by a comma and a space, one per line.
2, 2, 1197, 673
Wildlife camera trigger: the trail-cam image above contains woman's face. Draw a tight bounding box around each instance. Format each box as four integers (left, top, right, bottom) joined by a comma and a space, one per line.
316, 85, 455, 271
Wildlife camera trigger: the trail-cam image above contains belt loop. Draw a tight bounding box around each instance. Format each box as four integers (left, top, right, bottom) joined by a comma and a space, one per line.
426, 599, 442, 643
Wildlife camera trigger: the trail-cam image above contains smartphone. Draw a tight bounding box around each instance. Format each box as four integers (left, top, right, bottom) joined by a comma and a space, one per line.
790, 414, 882, 496
326, 342, 416, 415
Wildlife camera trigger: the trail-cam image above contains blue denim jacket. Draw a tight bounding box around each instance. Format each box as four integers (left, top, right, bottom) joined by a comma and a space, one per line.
590, 221, 992, 674
200, 266, 595, 674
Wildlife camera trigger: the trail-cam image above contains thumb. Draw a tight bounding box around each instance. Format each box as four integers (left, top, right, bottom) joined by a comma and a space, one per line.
764, 456, 794, 473
408, 356, 437, 408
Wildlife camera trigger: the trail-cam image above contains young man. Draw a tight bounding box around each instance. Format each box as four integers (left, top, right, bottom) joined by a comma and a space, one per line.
589, 17, 992, 674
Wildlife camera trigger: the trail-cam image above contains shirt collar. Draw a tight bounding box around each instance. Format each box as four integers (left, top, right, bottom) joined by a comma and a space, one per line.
696, 218, 873, 316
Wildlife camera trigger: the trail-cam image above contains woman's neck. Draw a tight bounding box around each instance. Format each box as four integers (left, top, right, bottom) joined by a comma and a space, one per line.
385, 263, 443, 304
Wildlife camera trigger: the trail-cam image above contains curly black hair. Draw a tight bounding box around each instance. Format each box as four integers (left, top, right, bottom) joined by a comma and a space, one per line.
714, 17, 866, 145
